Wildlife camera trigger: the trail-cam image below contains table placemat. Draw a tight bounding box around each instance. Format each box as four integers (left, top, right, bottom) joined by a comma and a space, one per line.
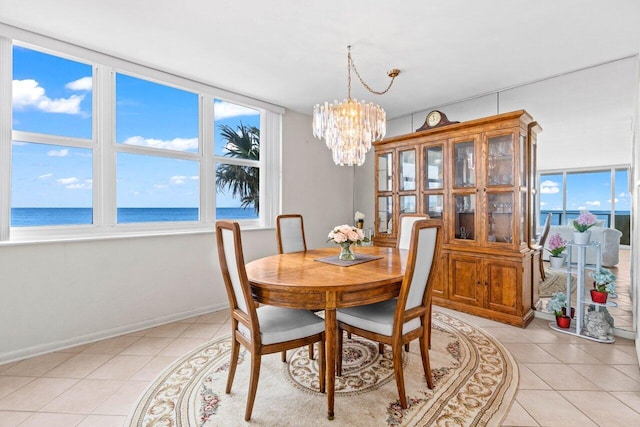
314, 254, 383, 267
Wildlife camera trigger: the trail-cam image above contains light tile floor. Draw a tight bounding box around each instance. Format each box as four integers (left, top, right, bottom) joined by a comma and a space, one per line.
0, 308, 638, 426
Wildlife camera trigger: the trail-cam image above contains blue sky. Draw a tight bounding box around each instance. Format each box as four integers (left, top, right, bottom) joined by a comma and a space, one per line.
539, 169, 631, 216
11, 45, 259, 209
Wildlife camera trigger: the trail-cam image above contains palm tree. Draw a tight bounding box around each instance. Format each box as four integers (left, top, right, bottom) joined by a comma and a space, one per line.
215, 123, 260, 213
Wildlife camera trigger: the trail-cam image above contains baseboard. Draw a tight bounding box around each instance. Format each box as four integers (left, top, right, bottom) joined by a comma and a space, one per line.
0, 302, 229, 365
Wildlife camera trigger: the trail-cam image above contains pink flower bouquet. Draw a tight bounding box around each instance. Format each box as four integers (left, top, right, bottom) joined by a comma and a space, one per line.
546, 233, 567, 257
573, 210, 597, 232
328, 224, 365, 245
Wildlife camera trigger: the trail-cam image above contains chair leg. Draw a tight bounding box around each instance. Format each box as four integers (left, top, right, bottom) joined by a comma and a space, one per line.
347, 331, 352, 339
318, 338, 326, 393
428, 302, 432, 349
379, 343, 384, 354
336, 328, 344, 376
419, 334, 434, 389
392, 342, 408, 409
281, 350, 286, 363
226, 337, 240, 394
309, 343, 314, 360
244, 352, 262, 421
404, 343, 410, 352
539, 256, 546, 281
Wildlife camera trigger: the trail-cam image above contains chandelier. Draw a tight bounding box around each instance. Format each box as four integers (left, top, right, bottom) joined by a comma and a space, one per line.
312, 46, 400, 166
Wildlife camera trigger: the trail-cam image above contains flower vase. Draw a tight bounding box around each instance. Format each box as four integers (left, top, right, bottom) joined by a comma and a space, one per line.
573, 230, 591, 245
590, 289, 608, 304
549, 255, 566, 269
556, 315, 571, 329
339, 242, 356, 261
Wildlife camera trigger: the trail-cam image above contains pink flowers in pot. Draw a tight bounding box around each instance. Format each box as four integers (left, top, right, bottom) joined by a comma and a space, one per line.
546, 233, 567, 257
328, 224, 365, 245
573, 210, 597, 232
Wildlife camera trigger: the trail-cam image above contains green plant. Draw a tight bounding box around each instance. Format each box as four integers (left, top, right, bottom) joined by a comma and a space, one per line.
547, 291, 568, 316
589, 268, 616, 293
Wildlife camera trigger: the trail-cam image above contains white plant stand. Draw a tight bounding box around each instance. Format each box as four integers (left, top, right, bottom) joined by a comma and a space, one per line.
548, 240, 616, 343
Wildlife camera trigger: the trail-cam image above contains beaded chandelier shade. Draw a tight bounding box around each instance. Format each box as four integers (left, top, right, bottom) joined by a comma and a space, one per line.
312, 47, 399, 166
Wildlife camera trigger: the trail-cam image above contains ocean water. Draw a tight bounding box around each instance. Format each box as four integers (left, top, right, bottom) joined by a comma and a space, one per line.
10, 207, 257, 227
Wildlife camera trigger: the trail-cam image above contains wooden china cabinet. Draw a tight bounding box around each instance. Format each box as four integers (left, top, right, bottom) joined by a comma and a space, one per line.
373, 110, 541, 327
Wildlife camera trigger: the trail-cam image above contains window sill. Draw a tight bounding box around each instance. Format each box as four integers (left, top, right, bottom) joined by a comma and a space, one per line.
0, 222, 273, 246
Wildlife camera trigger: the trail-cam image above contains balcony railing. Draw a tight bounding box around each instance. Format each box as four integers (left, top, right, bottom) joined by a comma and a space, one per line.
540, 210, 631, 245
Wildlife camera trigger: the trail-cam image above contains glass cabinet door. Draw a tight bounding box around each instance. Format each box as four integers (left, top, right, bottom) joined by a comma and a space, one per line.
399, 149, 416, 191
377, 196, 393, 235
454, 141, 475, 187
487, 135, 514, 186
377, 152, 393, 191
487, 192, 514, 243
425, 194, 443, 219
399, 195, 416, 214
425, 146, 443, 189
454, 194, 475, 240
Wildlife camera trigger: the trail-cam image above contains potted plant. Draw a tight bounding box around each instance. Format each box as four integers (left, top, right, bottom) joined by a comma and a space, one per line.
572, 210, 597, 245
548, 291, 572, 328
546, 232, 567, 269
589, 267, 616, 304
328, 224, 366, 260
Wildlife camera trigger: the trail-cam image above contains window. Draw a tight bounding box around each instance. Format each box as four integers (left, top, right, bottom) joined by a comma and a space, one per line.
115, 73, 200, 223
1, 34, 282, 241
11, 45, 94, 227
213, 99, 260, 220
538, 167, 631, 244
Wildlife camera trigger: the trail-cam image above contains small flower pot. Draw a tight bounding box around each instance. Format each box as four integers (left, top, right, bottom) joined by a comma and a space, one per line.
561, 307, 575, 319
573, 231, 591, 245
556, 315, 572, 329
590, 289, 608, 304
549, 255, 566, 269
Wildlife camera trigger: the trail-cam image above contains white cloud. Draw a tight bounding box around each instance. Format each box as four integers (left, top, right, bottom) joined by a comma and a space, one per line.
585, 200, 601, 207
170, 176, 186, 185
13, 79, 85, 114
48, 149, 69, 157
65, 76, 92, 91
38, 173, 53, 180
214, 101, 259, 120
190, 176, 199, 180
540, 201, 547, 206
540, 180, 560, 194
154, 184, 169, 189
57, 177, 78, 185
121, 136, 198, 151
66, 181, 92, 190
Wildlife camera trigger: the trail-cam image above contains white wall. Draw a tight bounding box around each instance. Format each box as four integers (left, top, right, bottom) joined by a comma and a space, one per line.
0, 110, 353, 363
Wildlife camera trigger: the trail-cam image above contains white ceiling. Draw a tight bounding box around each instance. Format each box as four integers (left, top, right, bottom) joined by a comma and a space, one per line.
1, 0, 639, 119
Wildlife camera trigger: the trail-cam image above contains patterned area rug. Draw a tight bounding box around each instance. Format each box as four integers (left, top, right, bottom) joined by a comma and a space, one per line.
126, 310, 517, 426
539, 268, 577, 297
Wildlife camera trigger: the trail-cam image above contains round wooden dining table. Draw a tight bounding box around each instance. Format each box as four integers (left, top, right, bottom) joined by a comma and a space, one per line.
245, 246, 407, 420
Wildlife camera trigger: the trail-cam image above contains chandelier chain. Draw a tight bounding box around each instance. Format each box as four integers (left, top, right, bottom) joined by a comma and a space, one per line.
347, 46, 397, 97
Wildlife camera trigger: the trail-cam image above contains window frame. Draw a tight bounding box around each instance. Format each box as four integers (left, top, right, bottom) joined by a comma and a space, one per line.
537, 165, 631, 237
0, 28, 282, 243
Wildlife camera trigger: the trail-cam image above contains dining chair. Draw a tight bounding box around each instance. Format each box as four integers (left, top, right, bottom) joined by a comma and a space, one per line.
216, 220, 326, 421
275, 214, 316, 361
276, 214, 307, 253
397, 213, 430, 250
392, 214, 429, 354
336, 219, 442, 409
537, 213, 552, 281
